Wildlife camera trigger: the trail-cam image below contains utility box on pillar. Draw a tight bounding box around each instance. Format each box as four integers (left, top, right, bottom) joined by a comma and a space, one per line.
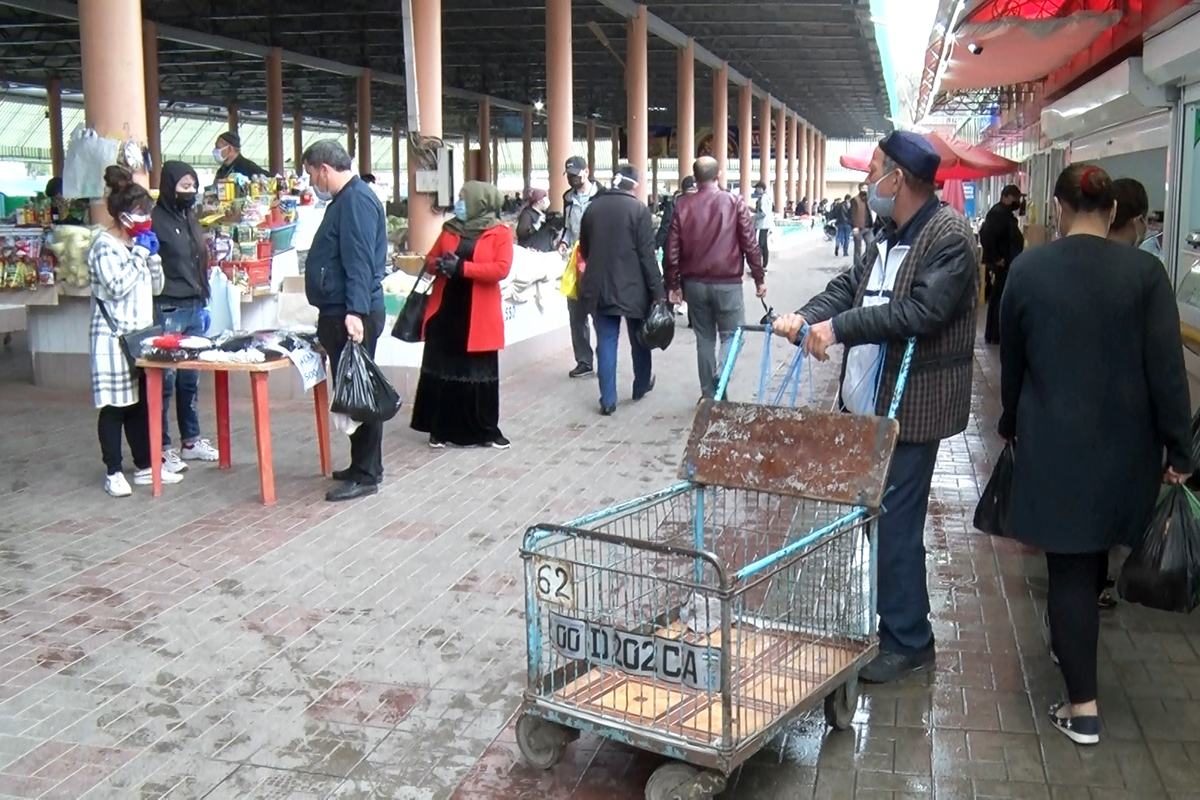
414, 143, 458, 209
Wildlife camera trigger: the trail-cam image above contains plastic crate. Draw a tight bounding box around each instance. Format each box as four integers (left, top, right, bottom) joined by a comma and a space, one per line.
220, 258, 271, 287
268, 223, 298, 252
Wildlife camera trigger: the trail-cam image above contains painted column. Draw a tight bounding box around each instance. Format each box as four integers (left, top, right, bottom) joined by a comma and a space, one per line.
492, 133, 500, 185
738, 82, 752, 201
407, 0, 444, 254
712, 62, 728, 187
522, 108, 533, 194
478, 97, 491, 183
819, 134, 826, 201
227, 103, 238, 134
612, 126, 621, 171
79, 0, 148, 214
266, 46, 284, 175
786, 113, 797, 206
142, 21, 161, 189
357, 70, 372, 175
546, 0, 572, 212
797, 118, 808, 203
627, 3, 649, 203
677, 38, 695, 176
463, 134, 473, 182
774, 104, 785, 215
759, 93, 771, 192
392, 123, 401, 202
587, 119, 597, 175
807, 127, 817, 202
47, 78, 64, 178
293, 108, 304, 172
347, 119, 356, 159
651, 158, 658, 202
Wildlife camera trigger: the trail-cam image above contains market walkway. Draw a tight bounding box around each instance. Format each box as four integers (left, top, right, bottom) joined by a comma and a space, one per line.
1, 233, 1199, 800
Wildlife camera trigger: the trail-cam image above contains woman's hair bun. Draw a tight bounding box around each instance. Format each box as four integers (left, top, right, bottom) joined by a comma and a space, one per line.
103, 165, 134, 193
1079, 166, 1111, 198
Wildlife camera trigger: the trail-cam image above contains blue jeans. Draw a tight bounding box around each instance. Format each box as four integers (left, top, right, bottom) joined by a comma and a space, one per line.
594, 314, 652, 409
877, 441, 940, 656
835, 224, 852, 255
153, 298, 205, 448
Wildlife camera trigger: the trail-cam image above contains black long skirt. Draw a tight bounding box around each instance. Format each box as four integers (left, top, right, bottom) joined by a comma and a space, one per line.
410, 276, 503, 446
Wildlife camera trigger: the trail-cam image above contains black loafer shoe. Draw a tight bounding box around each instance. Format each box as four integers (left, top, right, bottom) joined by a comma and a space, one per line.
332, 467, 354, 482
600, 403, 616, 416
326, 481, 379, 503
859, 644, 936, 684
632, 376, 657, 401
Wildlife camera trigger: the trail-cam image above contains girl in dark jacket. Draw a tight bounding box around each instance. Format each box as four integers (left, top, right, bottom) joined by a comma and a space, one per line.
998, 164, 1193, 746
151, 161, 218, 472
516, 189, 553, 251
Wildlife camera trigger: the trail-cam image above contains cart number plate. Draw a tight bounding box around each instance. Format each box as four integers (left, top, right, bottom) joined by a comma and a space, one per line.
534, 558, 575, 608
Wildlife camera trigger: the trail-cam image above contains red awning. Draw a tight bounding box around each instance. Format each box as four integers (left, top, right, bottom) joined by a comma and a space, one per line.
838, 131, 1019, 181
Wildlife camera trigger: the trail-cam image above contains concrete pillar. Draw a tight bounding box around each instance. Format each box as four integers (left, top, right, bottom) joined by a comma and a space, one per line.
492, 133, 500, 185
651, 158, 658, 203
712, 62, 728, 187
227, 103, 238, 134
627, 4, 649, 203
478, 97, 491, 183
407, 0, 443, 254
47, 78, 64, 179
293, 108, 303, 172
587, 119, 597, 175
546, 0, 572, 212
677, 39, 695, 173
797, 119, 808, 203
142, 21, 161, 190
522, 108, 533, 194
357, 70, 372, 175
759, 93, 771, 192
807, 126, 817, 203
347, 118, 356, 159
79, 0, 148, 215
267, 47, 284, 175
818, 134, 826, 201
774, 104, 785, 214
738, 81, 752, 201
392, 123, 401, 203
787, 113, 797, 206
612, 126, 621, 170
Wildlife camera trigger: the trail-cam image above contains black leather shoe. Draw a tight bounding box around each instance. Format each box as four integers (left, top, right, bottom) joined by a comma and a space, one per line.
859, 644, 936, 684
633, 376, 656, 401
325, 481, 378, 502
569, 363, 595, 379
332, 467, 354, 481
600, 403, 616, 416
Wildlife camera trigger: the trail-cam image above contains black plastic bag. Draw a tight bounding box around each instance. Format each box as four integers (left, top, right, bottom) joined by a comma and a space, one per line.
638, 300, 675, 351
330, 341, 402, 423
1117, 485, 1200, 613
1186, 407, 1200, 490
973, 442, 1014, 537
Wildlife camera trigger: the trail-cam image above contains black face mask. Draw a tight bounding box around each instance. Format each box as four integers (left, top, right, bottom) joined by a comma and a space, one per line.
567, 175, 583, 190
175, 191, 197, 209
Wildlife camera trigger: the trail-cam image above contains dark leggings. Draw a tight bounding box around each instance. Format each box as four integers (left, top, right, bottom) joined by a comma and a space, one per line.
1046, 550, 1108, 704
97, 371, 151, 475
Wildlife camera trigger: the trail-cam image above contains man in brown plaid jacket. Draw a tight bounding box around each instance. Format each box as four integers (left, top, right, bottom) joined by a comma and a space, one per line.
774, 131, 978, 684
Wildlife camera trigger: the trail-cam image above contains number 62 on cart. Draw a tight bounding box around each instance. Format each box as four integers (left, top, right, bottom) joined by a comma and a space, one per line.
533, 557, 575, 609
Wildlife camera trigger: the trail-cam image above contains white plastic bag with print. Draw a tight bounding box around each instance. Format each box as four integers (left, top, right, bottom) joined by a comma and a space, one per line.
63, 126, 120, 199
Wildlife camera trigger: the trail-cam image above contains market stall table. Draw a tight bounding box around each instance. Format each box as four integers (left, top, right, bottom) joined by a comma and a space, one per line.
137, 357, 332, 505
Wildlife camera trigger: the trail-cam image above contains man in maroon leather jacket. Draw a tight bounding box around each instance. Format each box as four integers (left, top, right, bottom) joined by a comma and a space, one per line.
665, 157, 766, 397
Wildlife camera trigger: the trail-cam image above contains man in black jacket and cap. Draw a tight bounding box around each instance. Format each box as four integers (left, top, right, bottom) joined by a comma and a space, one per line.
979, 184, 1024, 344
773, 130, 978, 684
579, 163, 666, 416
213, 131, 268, 181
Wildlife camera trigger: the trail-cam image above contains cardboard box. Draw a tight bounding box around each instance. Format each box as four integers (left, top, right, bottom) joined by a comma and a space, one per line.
276, 276, 318, 328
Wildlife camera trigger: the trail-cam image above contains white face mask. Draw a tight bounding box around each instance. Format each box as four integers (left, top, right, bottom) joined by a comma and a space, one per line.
212, 146, 228, 164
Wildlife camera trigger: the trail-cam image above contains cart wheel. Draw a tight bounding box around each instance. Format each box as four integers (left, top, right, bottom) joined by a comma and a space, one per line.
644, 761, 724, 800
515, 713, 573, 770
824, 675, 860, 730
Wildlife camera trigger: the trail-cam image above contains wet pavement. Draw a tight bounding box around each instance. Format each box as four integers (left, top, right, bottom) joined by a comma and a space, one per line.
2, 232, 1200, 799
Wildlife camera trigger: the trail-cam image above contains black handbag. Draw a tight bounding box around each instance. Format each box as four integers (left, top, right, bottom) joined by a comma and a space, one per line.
95, 298, 163, 372
390, 271, 430, 343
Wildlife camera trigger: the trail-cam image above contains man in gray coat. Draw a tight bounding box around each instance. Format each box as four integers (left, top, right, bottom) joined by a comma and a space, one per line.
774, 131, 978, 684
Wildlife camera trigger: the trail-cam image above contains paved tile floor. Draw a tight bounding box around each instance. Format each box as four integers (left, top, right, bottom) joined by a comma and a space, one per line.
2, 232, 1199, 799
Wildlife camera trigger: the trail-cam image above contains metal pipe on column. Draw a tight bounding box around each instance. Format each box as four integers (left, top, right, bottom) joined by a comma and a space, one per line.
786, 114, 797, 207
712, 62, 728, 187
677, 38, 695, 178
626, 3, 649, 203
587, 119, 597, 175
357, 70, 372, 175
478, 97, 491, 183
738, 82, 752, 201
522, 108, 533, 194
79, 0, 149, 213
47, 78, 64, 178
546, 0, 572, 212
392, 123, 401, 203
774, 104, 785, 214
759, 93, 771, 192
266, 46, 284, 175
293, 108, 303, 172
406, 0, 444, 254
142, 21, 161, 189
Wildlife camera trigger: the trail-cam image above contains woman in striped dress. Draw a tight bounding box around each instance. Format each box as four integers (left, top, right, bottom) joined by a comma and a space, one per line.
88, 166, 184, 497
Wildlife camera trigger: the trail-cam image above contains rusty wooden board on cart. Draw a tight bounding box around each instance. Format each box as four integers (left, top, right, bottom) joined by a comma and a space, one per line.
679, 400, 899, 508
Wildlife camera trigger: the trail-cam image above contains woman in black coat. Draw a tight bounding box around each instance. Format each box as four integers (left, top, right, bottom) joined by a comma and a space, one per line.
999, 164, 1193, 746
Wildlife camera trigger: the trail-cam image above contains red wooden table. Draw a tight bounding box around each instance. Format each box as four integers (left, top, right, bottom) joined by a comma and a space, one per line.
138, 357, 332, 505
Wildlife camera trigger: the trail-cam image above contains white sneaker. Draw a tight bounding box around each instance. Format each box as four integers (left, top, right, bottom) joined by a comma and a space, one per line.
162, 449, 189, 474
105, 473, 132, 498
132, 468, 184, 486
181, 439, 219, 462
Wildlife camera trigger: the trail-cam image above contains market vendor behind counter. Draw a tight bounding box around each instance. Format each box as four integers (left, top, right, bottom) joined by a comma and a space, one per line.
212, 131, 267, 183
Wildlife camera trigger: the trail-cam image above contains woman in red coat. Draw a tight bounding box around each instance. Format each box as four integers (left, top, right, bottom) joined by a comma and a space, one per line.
410, 181, 513, 448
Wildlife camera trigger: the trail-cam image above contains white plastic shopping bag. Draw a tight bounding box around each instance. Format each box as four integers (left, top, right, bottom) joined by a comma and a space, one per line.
62, 126, 120, 199
205, 267, 241, 336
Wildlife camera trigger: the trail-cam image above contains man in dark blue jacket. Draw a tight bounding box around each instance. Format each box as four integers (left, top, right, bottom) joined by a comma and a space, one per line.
303, 140, 388, 502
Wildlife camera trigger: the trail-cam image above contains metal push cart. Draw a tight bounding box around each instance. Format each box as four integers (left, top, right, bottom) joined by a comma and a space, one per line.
516, 326, 914, 800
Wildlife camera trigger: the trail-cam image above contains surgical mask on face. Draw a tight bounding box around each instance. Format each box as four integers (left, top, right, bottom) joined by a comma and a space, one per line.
120, 213, 152, 235
175, 191, 196, 208
212, 146, 228, 164
453, 199, 468, 220
867, 172, 898, 219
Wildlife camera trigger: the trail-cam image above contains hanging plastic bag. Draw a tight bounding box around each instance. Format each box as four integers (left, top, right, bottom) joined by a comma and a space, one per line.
205, 267, 241, 335
637, 299, 675, 351
62, 126, 120, 199
1186, 407, 1200, 491
973, 442, 1015, 537
331, 412, 361, 437
1117, 485, 1200, 613
560, 243, 581, 300
330, 341, 403, 423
